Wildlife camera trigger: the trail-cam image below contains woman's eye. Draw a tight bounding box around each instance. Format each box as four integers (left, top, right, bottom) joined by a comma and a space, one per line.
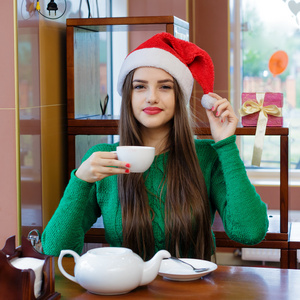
161, 85, 172, 90
133, 85, 145, 90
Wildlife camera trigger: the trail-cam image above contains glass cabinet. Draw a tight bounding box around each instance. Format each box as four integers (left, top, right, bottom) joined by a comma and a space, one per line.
66, 16, 189, 172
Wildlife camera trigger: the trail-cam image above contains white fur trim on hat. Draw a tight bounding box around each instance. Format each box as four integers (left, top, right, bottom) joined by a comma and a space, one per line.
117, 48, 194, 103
201, 94, 217, 110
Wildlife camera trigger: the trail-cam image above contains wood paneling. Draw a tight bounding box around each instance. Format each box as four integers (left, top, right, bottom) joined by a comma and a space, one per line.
187, 0, 229, 125
0, 1, 18, 247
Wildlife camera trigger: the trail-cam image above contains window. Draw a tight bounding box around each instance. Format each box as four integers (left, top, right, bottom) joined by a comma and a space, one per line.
230, 0, 300, 185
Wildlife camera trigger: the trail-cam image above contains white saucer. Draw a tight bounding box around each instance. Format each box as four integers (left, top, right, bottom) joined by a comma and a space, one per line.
158, 258, 217, 281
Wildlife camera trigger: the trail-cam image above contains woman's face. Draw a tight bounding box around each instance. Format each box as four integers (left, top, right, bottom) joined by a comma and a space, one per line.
131, 67, 175, 132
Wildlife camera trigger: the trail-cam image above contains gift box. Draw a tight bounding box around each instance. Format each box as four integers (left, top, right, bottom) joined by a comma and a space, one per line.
241, 92, 283, 127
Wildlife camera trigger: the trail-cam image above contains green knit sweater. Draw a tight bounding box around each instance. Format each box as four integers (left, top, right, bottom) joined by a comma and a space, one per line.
42, 135, 269, 256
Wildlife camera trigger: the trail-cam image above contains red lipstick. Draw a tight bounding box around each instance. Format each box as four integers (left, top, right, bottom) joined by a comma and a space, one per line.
143, 107, 162, 115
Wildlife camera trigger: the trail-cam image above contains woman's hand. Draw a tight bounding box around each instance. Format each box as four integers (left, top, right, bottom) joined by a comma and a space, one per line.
75, 151, 130, 183
205, 92, 238, 143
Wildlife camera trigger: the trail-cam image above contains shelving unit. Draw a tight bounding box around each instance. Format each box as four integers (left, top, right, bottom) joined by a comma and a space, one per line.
66, 17, 291, 269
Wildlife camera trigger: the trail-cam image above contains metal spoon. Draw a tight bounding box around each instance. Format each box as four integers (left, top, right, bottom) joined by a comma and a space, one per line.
169, 257, 209, 273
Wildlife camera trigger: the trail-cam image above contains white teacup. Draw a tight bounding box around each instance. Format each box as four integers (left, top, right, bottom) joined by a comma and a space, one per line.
116, 146, 155, 173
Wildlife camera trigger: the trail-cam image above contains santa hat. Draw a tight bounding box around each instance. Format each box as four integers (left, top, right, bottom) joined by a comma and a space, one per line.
117, 32, 215, 104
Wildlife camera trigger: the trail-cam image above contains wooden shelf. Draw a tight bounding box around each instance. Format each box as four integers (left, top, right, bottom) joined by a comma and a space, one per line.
67, 120, 289, 136
66, 15, 189, 27
196, 125, 289, 136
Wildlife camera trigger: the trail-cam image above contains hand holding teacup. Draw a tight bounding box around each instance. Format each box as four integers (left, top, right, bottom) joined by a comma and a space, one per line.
75, 146, 155, 183
116, 146, 155, 173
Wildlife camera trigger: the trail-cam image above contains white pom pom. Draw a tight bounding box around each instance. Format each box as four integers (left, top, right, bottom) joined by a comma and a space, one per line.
201, 94, 217, 110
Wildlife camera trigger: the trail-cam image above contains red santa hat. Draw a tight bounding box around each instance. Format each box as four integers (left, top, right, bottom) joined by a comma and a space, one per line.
117, 32, 214, 103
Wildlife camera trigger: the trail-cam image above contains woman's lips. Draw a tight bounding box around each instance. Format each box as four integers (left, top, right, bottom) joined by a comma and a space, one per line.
143, 107, 162, 115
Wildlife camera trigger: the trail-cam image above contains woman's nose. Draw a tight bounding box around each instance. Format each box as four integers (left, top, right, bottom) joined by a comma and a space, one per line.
146, 88, 158, 104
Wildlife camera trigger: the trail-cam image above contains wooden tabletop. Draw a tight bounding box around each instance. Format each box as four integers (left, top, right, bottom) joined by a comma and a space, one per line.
55, 257, 300, 300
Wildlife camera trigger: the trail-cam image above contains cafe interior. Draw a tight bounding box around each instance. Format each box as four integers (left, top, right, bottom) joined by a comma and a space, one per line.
1, 0, 300, 299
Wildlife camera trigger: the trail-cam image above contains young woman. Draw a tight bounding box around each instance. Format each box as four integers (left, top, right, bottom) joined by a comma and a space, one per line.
41, 33, 268, 260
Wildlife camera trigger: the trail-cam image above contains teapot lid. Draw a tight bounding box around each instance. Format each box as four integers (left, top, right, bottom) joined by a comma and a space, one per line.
88, 247, 132, 256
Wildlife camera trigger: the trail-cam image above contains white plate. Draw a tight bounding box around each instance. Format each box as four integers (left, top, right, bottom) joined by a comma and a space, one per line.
158, 258, 217, 281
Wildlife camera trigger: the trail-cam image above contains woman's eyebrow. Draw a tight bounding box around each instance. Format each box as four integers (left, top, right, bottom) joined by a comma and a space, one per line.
157, 79, 174, 84
132, 79, 147, 83
132, 79, 174, 83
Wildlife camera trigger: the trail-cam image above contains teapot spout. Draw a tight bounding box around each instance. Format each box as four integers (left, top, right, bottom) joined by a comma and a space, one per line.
140, 250, 171, 286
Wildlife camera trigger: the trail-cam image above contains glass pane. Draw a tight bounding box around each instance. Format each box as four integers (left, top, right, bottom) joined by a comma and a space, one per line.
74, 28, 110, 118
240, 0, 300, 169
75, 135, 119, 168
241, 135, 280, 168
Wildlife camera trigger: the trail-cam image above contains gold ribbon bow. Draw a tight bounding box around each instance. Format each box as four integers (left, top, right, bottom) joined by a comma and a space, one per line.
239, 93, 282, 166
240, 98, 282, 118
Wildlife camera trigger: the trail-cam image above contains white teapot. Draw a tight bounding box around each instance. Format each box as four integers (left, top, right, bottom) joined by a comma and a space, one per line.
58, 247, 171, 295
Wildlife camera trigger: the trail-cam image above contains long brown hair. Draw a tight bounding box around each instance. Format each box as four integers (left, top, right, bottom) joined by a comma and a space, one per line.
118, 69, 213, 260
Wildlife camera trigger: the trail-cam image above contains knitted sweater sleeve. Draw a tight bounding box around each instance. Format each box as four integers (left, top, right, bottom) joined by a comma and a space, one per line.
41, 150, 103, 256
41, 171, 100, 256
208, 135, 269, 245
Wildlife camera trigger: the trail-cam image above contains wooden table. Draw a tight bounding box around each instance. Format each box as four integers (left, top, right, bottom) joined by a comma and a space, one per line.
55, 257, 300, 299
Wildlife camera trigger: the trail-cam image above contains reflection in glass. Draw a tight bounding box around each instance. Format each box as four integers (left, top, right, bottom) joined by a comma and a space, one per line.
18, 24, 43, 236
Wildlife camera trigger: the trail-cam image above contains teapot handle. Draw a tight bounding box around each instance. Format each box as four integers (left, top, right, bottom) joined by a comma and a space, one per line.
58, 249, 80, 283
